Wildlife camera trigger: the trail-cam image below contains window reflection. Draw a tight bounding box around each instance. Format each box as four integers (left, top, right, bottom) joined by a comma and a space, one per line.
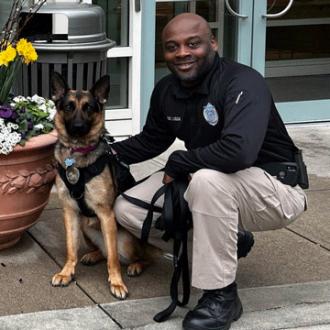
107, 57, 128, 109
92, 0, 129, 47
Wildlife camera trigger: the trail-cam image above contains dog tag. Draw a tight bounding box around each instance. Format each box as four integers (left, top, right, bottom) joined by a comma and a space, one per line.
66, 166, 80, 185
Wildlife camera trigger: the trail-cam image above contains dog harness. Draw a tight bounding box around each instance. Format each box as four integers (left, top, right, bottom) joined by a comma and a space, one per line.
58, 152, 113, 217
57, 135, 136, 218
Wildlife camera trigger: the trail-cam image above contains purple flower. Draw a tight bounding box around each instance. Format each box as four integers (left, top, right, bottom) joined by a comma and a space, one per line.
28, 121, 33, 130
0, 105, 14, 119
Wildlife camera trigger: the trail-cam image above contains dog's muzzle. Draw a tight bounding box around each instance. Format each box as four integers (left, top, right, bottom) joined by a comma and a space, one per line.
66, 121, 91, 137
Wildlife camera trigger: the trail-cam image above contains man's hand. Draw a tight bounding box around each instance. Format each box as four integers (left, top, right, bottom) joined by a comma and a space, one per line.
162, 173, 174, 184
162, 173, 192, 184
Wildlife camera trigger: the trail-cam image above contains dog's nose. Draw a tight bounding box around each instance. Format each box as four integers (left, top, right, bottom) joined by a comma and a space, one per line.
72, 122, 84, 130
67, 121, 90, 137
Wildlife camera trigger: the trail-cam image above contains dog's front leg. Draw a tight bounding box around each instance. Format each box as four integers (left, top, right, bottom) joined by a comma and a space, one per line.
98, 207, 128, 300
52, 206, 80, 287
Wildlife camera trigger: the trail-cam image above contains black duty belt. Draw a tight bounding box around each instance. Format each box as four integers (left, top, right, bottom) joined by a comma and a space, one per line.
259, 149, 309, 189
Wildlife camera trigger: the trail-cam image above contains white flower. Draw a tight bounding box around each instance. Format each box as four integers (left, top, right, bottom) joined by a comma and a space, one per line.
47, 108, 56, 121
31, 94, 45, 105
0, 127, 21, 155
7, 122, 18, 130
13, 95, 27, 103
38, 104, 47, 112
34, 123, 44, 130
47, 99, 55, 108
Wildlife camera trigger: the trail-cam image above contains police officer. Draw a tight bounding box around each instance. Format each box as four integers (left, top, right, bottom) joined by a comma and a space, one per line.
113, 13, 307, 330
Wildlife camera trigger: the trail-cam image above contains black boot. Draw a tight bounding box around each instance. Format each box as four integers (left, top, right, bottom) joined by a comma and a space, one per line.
183, 282, 242, 330
237, 230, 254, 259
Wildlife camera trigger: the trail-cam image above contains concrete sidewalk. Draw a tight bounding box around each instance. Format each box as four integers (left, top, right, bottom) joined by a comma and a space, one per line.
0, 124, 329, 329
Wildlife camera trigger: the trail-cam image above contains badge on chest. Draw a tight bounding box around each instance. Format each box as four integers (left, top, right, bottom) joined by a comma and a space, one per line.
203, 102, 218, 126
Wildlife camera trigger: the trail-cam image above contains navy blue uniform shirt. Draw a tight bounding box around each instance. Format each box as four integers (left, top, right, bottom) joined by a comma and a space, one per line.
113, 55, 297, 178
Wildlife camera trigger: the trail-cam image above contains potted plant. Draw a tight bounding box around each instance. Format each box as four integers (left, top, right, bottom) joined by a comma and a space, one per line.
0, 0, 57, 250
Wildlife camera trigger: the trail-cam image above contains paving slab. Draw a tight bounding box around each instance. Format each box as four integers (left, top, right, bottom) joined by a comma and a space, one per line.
102, 280, 330, 329
0, 233, 92, 317
282, 326, 330, 330
236, 228, 330, 288
287, 124, 330, 179
28, 207, 197, 304
288, 189, 330, 250
0, 306, 120, 330
31, 194, 330, 300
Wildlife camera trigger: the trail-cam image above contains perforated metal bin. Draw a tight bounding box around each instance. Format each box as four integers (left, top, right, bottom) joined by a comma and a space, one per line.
14, 3, 115, 98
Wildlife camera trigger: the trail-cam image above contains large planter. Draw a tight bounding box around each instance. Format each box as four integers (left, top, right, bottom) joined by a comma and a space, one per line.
0, 131, 58, 250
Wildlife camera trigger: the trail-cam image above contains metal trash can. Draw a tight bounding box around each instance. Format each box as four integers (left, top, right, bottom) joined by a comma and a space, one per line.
14, 2, 115, 98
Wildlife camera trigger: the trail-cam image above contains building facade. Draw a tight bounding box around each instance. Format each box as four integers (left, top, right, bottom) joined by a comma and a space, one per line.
1, 0, 330, 137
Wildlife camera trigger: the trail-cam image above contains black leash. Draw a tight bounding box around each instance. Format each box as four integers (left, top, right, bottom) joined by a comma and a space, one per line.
153, 179, 191, 322
122, 178, 192, 322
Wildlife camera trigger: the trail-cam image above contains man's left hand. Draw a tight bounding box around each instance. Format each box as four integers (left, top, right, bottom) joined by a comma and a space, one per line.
163, 173, 174, 184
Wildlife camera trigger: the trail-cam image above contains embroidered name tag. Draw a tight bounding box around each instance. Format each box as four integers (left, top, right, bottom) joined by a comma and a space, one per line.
167, 116, 181, 121
203, 102, 218, 126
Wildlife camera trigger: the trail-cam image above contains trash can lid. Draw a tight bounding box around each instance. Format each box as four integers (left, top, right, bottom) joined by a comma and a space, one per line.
22, 3, 109, 44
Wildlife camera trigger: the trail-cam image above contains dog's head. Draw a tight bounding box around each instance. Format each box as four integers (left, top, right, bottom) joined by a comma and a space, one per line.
51, 72, 110, 145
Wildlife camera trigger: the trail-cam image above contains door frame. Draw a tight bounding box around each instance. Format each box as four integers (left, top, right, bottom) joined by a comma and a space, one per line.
249, 0, 330, 123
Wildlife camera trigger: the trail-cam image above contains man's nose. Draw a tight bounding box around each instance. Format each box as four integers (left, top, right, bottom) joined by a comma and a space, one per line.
176, 45, 190, 57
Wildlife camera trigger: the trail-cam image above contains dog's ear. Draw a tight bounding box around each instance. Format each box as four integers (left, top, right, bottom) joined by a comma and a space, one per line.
90, 75, 110, 105
51, 72, 68, 102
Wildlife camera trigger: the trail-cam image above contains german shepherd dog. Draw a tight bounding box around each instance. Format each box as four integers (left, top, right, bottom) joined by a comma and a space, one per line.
51, 72, 149, 300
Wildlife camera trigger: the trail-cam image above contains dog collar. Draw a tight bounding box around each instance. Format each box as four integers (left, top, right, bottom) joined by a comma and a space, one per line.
71, 144, 97, 154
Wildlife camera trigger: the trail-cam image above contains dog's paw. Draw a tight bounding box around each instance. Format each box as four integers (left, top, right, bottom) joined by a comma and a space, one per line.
51, 273, 74, 287
109, 282, 128, 300
80, 250, 105, 266
127, 262, 144, 277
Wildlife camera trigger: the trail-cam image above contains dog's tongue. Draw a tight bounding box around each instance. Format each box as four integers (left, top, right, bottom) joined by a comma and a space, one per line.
71, 145, 97, 154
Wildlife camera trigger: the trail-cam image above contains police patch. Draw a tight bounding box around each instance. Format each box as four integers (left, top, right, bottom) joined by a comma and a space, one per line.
203, 102, 218, 126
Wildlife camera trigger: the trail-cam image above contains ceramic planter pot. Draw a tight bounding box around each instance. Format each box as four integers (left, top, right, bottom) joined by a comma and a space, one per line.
0, 131, 57, 250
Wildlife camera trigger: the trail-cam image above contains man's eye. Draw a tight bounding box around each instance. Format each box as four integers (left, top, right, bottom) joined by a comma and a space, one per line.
165, 44, 177, 52
188, 41, 200, 48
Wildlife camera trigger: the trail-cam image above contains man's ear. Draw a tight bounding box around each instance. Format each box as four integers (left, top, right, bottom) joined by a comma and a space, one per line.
90, 75, 110, 105
51, 72, 68, 101
210, 34, 218, 52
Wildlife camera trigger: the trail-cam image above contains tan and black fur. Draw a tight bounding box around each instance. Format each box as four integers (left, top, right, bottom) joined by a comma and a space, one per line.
51, 72, 155, 299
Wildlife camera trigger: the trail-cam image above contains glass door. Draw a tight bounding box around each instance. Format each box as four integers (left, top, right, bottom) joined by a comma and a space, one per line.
141, 0, 234, 124
155, 0, 226, 83
252, 0, 330, 123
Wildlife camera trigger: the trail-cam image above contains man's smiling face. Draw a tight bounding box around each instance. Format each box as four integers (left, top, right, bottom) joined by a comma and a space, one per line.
162, 14, 218, 87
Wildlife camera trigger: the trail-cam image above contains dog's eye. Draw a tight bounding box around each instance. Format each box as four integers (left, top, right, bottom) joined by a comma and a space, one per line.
84, 103, 94, 113
64, 102, 74, 112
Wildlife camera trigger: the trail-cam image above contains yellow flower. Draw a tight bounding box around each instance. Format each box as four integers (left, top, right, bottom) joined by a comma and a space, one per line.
0, 45, 17, 66
16, 38, 38, 64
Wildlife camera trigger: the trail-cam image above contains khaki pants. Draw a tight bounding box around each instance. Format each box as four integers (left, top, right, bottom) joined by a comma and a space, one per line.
114, 167, 307, 290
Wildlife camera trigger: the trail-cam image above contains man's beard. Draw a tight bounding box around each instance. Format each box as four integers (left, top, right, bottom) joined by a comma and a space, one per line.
168, 51, 215, 86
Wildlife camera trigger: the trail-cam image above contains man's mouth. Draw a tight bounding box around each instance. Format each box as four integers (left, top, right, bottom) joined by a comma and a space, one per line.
175, 62, 196, 71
